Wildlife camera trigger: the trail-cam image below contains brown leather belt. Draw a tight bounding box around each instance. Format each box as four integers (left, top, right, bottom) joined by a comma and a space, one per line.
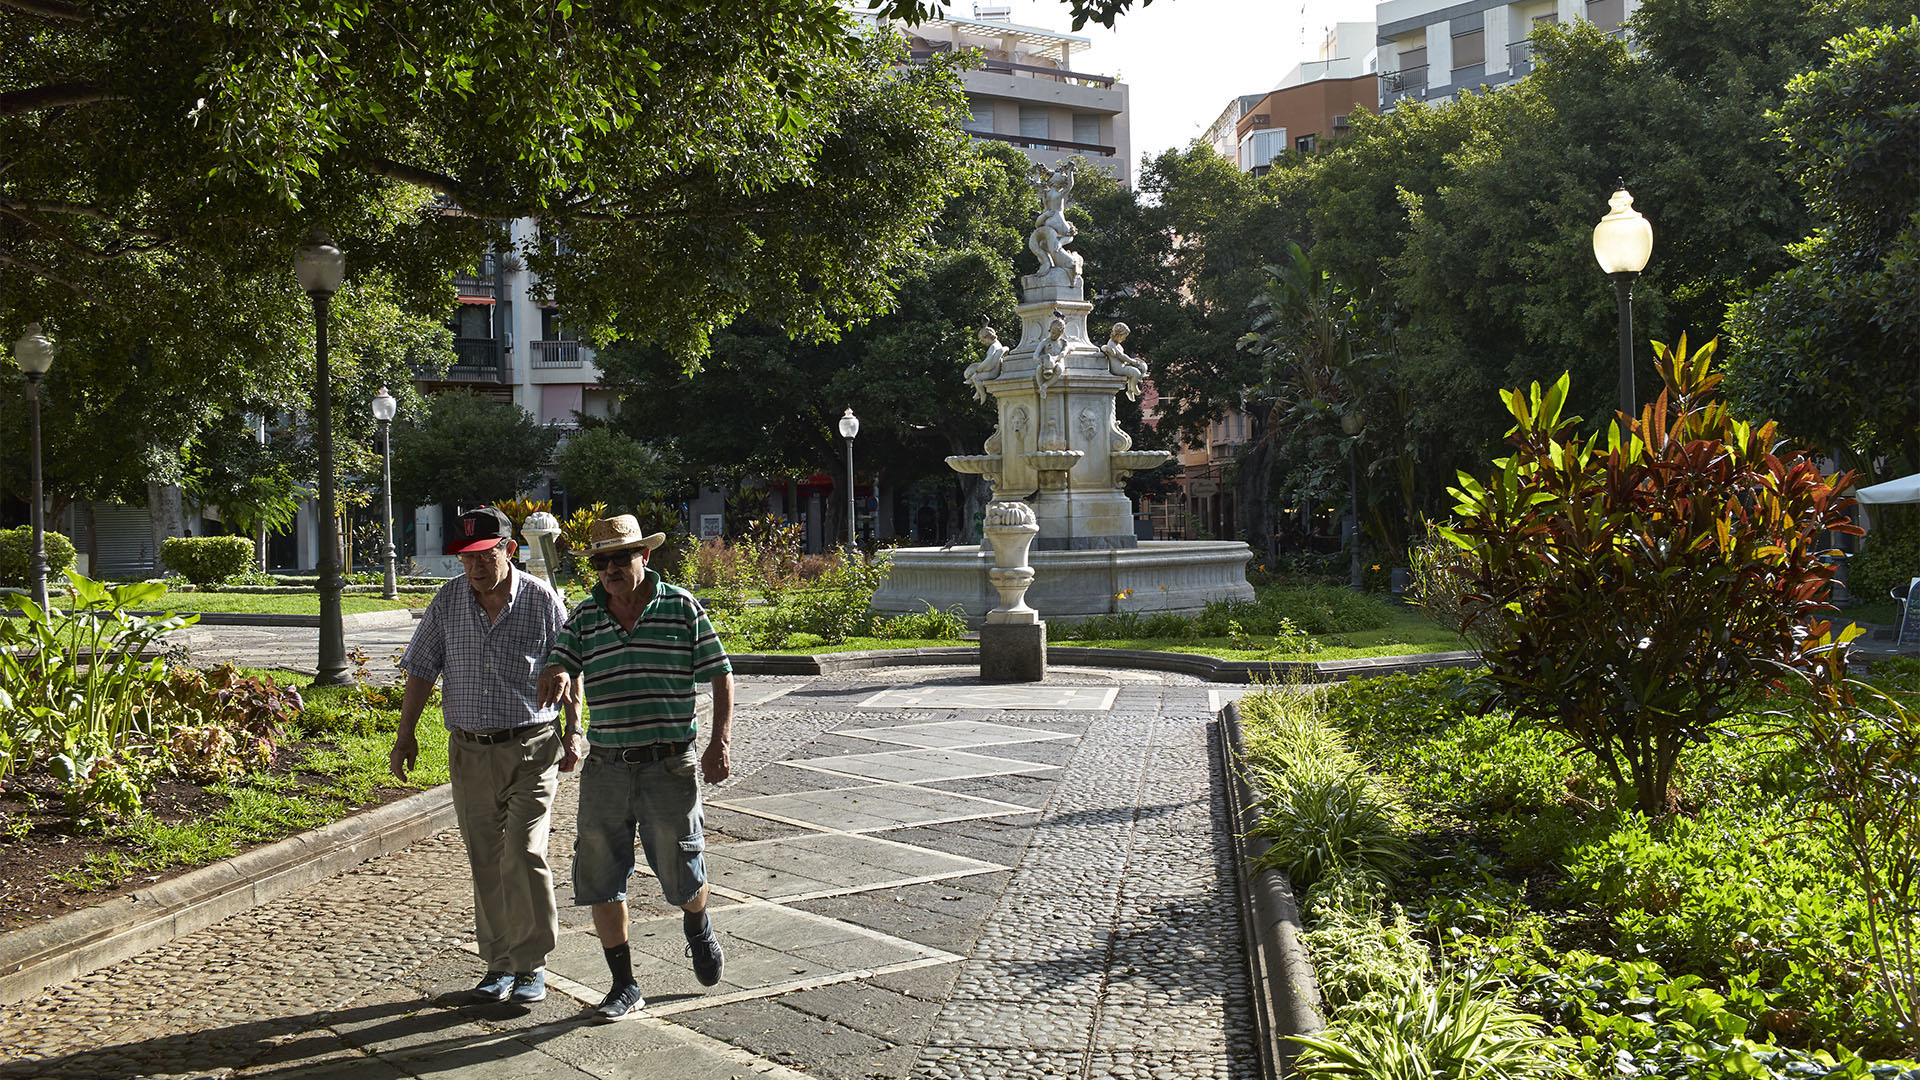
452, 726, 543, 745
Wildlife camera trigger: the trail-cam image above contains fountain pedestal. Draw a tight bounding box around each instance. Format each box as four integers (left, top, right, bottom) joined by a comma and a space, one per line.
870, 160, 1254, 632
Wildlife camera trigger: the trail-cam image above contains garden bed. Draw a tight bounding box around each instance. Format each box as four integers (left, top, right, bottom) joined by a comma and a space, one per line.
0, 668, 447, 938
1235, 660, 1920, 1076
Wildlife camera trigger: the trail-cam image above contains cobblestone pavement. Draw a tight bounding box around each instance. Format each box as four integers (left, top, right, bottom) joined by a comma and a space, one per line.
0, 644, 1259, 1080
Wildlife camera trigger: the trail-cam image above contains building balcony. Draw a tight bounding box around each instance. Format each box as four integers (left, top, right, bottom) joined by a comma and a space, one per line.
531, 339, 586, 369
1509, 38, 1534, 75
1382, 64, 1428, 104
964, 128, 1117, 158
438, 337, 510, 383
910, 44, 1115, 88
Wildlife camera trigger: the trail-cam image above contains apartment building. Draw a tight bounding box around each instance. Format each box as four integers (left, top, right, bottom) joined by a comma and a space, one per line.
1377, 0, 1635, 107
1235, 25, 1379, 173
894, 5, 1133, 187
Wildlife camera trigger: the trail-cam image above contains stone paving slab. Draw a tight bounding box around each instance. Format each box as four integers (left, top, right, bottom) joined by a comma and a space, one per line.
0, 660, 1257, 1080
858, 685, 1121, 711
781, 748, 1063, 785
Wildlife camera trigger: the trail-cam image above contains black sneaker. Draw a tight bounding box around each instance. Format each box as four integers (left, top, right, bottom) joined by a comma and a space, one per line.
470, 971, 514, 1004
686, 930, 724, 987
593, 982, 645, 1022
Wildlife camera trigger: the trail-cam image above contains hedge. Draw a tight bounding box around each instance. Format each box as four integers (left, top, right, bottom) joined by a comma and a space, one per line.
160, 535, 256, 586
0, 525, 77, 586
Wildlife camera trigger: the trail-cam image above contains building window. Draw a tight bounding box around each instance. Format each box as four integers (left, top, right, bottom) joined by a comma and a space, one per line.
1072, 113, 1101, 146
1018, 106, 1050, 140
1452, 27, 1485, 68
1238, 128, 1288, 170
454, 304, 492, 340
1587, 0, 1625, 33
1295, 133, 1317, 153
965, 99, 995, 133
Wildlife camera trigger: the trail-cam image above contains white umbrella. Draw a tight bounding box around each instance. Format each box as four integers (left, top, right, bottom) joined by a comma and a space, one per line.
1855, 473, 1920, 505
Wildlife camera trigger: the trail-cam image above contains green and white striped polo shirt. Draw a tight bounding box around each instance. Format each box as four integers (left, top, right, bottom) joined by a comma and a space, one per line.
546, 569, 731, 747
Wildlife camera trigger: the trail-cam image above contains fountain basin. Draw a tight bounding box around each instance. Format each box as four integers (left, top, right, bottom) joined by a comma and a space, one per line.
871, 540, 1255, 626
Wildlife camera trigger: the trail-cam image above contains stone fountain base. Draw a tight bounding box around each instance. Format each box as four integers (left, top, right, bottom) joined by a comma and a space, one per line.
871, 540, 1255, 626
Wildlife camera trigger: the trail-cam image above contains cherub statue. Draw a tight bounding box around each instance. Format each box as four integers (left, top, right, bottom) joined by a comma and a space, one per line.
963, 322, 1009, 404
1034, 310, 1068, 404
1027, 162, 1082, 279
1102, 322, 1148, 400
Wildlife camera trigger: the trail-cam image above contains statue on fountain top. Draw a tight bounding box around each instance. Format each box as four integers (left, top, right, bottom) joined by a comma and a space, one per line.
1026, 162, 1082, 285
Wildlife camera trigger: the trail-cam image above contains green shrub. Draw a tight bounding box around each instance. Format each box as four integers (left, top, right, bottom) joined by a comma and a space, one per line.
872, 602, 967, 641
1441, 339, 1857, 815
0, 525, 77, 586
1250, 758, 1410, 889
160, 535, 257, 585
1848, 523, 1920, 605
1291, 968, 1569, 1080
1301, 868, 1433, 1015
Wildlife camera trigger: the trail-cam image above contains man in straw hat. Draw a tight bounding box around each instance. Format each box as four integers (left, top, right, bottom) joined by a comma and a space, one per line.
538, 513, 733, 1022
392, 505, 579, 1007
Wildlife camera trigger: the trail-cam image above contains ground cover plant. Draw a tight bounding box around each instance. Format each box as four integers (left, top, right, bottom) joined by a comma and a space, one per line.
1238, 663, 1920, 1077
0, 575, 451, 931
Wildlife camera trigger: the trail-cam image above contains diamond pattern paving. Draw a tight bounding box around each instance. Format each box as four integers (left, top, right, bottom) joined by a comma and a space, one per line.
711, 783, 1036, 833
781, 747, 1064, 784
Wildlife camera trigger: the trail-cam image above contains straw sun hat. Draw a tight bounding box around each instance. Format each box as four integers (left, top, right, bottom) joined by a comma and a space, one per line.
585, 514, 666, 555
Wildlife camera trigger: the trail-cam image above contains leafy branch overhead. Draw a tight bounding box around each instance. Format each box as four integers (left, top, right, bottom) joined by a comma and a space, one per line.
0, 0, 972, 356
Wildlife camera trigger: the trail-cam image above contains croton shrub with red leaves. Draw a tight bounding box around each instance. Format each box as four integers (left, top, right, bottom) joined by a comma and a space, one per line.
1440, 336, 1861, 816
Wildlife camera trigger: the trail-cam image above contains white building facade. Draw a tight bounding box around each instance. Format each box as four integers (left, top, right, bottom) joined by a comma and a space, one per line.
1377, 0, 1635, 108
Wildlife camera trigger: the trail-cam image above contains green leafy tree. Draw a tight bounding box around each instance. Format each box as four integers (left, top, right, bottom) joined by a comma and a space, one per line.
553, 426, 674, 515
598, 141, 1037, 535
390, 394, 556, 512
1725, 17, 1920, 486
1442, 338, 1859, 816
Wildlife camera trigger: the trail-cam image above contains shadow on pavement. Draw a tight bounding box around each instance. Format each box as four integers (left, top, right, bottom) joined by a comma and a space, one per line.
0, 989, 589, 1080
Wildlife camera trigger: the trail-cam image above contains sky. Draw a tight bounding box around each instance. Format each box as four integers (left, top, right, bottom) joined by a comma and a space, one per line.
986, 0, 1379, 164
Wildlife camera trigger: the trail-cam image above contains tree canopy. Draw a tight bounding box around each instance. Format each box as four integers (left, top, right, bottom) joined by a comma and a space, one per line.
0, 0, 973, 523
389, 393, 555, 512
1725, 17, 1920, 484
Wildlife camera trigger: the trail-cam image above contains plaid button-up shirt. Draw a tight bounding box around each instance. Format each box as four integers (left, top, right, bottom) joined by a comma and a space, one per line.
399, 566, 570, 733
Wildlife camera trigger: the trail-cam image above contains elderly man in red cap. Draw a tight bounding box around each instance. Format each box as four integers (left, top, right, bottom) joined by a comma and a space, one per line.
538, 514, 733, 1022
391, 505, 578, 1007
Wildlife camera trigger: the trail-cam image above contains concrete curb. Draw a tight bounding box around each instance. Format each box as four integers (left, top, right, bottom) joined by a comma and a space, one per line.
732, 645, 1480, 683
0, 784, 456, 1006
4, 608, 422, 629
1219, 701, 1325, 1078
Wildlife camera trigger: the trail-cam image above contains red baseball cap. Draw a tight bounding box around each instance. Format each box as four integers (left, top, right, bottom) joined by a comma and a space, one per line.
446, 506, 514, 555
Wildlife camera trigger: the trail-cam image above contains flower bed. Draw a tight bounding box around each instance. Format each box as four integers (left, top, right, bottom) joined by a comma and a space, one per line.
1238, 663, 1920, 1077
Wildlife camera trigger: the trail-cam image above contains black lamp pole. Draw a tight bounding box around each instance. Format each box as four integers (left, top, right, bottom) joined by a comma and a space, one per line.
1612, 272, 1636, 415
296, 230, 350, 686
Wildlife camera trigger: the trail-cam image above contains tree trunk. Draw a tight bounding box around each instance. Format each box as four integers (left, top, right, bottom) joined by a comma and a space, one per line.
147, 481, 184, 574
1235, 412, 1277, 562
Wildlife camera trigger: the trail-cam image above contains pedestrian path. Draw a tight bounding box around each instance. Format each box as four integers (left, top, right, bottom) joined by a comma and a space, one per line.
0, 657, 1259, 1080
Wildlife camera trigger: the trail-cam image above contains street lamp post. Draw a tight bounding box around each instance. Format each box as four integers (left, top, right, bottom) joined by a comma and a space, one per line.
838, 408, 860, 555
295, 230, 351, 686
1592, 184, 1654, 417
371, 387, 398, 601
13, 324, 56, 611
1341, 409, 1365, 592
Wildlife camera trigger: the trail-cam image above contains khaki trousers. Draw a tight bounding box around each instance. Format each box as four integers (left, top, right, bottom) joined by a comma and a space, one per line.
447, 725, 562, 974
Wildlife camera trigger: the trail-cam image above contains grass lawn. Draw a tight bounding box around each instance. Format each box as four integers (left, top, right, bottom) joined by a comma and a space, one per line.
722, 606, 1466, 661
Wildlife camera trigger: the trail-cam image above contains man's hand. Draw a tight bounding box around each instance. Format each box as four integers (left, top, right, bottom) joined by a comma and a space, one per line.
537, 664, 571, 708
390, 730, 419, 782
559, 732, 583, 773
700, 739, 731, 785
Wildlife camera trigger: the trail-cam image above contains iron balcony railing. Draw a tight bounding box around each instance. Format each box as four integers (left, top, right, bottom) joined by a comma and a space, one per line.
531, 339, 586, 369
444, 337, 509, 382
964, 128, 1117, 158
1383, 64, 1428, 103
909, 45, 1117, 88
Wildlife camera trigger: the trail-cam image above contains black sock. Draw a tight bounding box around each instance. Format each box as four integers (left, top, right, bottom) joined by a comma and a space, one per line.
604, 943, 634, 986
684, 909, 711, 939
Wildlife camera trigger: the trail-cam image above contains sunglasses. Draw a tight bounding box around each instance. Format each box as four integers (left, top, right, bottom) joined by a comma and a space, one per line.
588, 553, 635, 571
